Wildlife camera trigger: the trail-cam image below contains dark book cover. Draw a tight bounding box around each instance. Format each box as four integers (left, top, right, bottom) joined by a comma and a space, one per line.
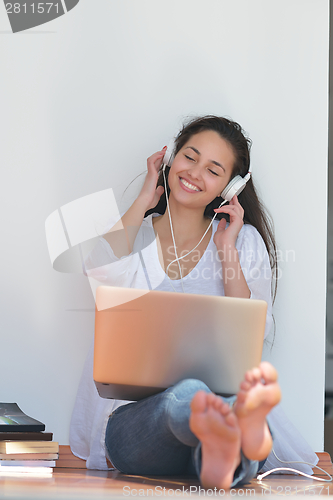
0, 404, 45, 432
0, 432, 52, 441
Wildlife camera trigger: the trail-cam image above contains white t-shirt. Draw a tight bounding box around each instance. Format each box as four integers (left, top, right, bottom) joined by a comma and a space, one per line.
69, 215, 318, 473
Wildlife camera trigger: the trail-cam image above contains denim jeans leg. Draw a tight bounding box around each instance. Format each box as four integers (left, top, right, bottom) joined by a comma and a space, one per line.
105, 379, 211, 476
105, 378, 261, 484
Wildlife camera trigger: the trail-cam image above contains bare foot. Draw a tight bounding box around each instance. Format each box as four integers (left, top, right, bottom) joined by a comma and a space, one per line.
189, 391, 241, 490
233, 362, 281, 461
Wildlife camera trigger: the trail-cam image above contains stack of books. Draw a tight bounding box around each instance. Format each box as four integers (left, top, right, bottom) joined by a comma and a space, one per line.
0, 403, 58, 476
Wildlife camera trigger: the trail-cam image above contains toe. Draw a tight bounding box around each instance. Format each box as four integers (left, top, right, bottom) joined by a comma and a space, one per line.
191, 390, 209, 413
236, 390, 247, 404
207, 393, 217, 407
252, 367, 261, 382
245, 370, 254, 384
224, 410, 238, 428
240, 380, 251, 391
214, 397, 224, 411
260, 362, 278, 384
220, 401, 231, 416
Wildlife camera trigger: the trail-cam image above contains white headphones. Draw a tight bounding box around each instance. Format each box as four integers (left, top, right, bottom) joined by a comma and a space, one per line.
220, 171, 251, 201
162, 138, 251, 202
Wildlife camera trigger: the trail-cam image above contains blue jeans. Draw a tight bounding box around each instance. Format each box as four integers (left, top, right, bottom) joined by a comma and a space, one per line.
105, 379, 264, 487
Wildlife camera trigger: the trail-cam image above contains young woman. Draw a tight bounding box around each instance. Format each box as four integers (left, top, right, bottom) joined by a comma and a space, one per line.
69, 116, 318, 488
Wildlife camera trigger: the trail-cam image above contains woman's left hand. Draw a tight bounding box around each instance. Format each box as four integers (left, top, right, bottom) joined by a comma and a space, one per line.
213, 195, 244, 249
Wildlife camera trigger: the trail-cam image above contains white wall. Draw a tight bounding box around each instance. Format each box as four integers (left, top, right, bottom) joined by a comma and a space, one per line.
326, 1, 333, 395
0, 1, 328, 450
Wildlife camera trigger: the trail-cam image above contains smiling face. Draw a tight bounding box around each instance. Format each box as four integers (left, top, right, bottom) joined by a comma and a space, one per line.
167, 130, 236, 211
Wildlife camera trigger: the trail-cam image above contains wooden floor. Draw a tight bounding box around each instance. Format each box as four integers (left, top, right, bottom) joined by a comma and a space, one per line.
0, 448, 332, 499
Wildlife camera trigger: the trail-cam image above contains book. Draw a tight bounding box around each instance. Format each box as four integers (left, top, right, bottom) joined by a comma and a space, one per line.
0, 432, 53, 441
0, 460, 56, 467
0, 441, 59, 454
0, 453, 58, 460
0, 403, 45, 432
0, 465, 52, 476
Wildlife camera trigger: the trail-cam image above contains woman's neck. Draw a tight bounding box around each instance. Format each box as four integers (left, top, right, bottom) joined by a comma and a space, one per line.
153, 197, 210, 247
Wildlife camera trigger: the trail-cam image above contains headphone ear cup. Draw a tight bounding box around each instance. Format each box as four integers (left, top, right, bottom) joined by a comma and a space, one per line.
220, 175, 247, 201
162, 139, 176, 167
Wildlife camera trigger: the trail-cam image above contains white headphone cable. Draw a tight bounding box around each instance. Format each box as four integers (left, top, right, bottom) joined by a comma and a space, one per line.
257, 448, 333, 482
162, 164, 229, 292
165, 198, 228, 279
162, 166, 185, 293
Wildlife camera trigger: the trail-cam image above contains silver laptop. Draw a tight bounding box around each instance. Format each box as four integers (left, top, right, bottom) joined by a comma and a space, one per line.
93, 286, 267, 400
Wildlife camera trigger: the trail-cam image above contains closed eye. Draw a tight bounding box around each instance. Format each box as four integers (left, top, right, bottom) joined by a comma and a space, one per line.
185, 155, 195, 161
208, 169, 219, 176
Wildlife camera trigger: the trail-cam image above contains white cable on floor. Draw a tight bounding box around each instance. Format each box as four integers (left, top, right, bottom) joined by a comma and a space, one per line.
257, 449, 333, 482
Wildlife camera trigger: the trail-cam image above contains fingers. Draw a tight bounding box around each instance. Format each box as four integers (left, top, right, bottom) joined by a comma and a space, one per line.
154, 185, 164, 203
214, 196, 244, 220
213, 195, 244, 247
148, 148, 166, 162
216, 218, 227, 231
147, 147, 168, 174
229, 195, 242, 207
139, 147, 167, 210
214, 206, 244, 220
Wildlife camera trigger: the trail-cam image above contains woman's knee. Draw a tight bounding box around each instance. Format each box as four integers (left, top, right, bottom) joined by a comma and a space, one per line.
167, 378, 211, 400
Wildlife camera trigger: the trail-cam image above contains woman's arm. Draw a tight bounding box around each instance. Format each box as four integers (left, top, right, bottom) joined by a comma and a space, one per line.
217, 243, 251, 298
213, 195, 251, 298
103, 148, 166, 258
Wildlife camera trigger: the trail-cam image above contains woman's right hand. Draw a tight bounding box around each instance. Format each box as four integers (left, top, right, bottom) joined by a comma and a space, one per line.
104, 147, 167, 258
138, 147, 166, 211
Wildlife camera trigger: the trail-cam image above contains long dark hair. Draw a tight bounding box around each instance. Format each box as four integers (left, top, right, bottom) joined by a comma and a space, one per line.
146, 115, 278, 301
